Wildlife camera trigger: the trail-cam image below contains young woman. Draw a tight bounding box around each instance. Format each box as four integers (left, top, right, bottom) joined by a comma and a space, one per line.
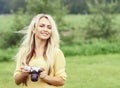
14, 14, 67, 88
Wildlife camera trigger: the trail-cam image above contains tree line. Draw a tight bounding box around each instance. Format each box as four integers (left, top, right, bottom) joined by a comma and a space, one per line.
1, 0, 120, 60
1, 0, 120, 14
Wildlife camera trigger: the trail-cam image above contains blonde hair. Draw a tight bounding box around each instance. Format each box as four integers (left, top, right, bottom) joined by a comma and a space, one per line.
15, 14, 60, 67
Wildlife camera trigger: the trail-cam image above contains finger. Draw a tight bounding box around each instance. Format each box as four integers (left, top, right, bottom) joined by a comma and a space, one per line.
20, 66, 24, 69
22, 61, 27, 66
21, 69, 30, 76
21, 68, 30, 73
40, 68, 45, 71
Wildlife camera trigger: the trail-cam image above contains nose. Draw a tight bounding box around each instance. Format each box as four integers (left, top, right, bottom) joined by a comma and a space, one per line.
43, 26, 48, 31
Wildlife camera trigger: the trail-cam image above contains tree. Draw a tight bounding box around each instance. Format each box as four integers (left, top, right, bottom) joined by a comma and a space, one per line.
0, 0, 13, 14
11, 0, 26, 12
25, 0, 67, 29
1, 0, 67, 48
84, 0, 118, 42
62, 0, 89, 14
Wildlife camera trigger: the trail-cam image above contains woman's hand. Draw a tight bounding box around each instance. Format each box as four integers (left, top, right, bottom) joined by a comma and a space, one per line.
20, 67, 30, 77
14, 62, 30, 85
20, 62, 30, 77
39, 71, 47, 79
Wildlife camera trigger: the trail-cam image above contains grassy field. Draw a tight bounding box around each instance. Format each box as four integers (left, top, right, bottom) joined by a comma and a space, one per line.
65, 54, 120, 88
64, 14, 120, 29
64, 14, 90, 29
0, 54, 120, 88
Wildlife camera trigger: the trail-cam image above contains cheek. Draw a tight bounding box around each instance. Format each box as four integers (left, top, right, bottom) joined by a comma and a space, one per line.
49, 30, 52, 35
37, 27, 42, 31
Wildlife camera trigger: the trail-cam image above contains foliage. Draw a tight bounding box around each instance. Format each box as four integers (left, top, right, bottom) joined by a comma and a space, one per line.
84, 0, 118, 42
1, 31, 22, 49
1, 14, 120, 61
0, 10, 30, 49
60, 29, 83, 45
0, 0, 26, 14
1, 0, 67, 48
1, 41, 120, 61
25, 0, 68, 32
87, 0, 120, 14
11, 0, 26, 12
25, 0, 67, 23
62, 42, 120, 56
0, 0, 13, 13
0, 47, 17, 61
1, 0, 120, 14
62, 0, 89, 14
62, 0, 120, 14
84, 14, 117, 41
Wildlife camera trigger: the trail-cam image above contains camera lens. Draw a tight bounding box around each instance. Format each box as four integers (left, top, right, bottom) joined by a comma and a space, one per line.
31, 71, 39, 82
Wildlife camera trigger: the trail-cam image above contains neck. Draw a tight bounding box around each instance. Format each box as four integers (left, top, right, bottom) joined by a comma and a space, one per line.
34, 37, 47, 57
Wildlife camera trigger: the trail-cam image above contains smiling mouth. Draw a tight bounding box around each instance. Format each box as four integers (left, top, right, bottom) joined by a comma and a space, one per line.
41, 33, 48, 36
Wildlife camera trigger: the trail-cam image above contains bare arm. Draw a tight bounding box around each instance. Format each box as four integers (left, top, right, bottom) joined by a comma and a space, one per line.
14, 71, 29, 85
14, 64, 29, 85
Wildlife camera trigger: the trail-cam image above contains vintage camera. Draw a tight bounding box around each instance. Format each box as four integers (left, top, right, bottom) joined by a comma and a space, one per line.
24, 66, 43, 82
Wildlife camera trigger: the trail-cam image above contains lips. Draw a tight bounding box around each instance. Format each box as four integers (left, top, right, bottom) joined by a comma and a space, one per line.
41, 32, 49, 36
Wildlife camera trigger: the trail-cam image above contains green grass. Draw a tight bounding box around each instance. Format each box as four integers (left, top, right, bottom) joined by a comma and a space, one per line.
64, 14, 120, 30
64, 14, 90, 29
0, 54, 120, 88
65, 54, 120, 88
0, 61, 20, 88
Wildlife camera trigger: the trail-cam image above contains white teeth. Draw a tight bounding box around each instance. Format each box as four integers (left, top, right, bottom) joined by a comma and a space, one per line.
42, 33, 48, 36
42, 34, 47, 35
42, 32, 48, 35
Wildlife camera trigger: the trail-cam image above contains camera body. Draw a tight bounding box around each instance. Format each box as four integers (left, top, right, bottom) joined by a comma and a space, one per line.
24, 66, 43, 82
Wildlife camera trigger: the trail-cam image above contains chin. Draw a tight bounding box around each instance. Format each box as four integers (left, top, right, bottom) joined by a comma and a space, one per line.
40, 37, 50, 40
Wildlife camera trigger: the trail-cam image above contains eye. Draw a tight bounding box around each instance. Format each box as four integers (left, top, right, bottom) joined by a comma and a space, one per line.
39, 24, 45, 27
47, 25, 52, 29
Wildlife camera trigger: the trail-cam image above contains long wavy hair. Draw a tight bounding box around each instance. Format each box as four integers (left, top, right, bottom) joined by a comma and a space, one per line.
15, 13, 60, 75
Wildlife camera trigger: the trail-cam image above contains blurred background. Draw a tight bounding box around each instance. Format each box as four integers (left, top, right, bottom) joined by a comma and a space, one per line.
0, 0, 120, 88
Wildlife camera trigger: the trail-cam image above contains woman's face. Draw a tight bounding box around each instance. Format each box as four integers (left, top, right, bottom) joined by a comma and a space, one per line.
35, 17, 52, 41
